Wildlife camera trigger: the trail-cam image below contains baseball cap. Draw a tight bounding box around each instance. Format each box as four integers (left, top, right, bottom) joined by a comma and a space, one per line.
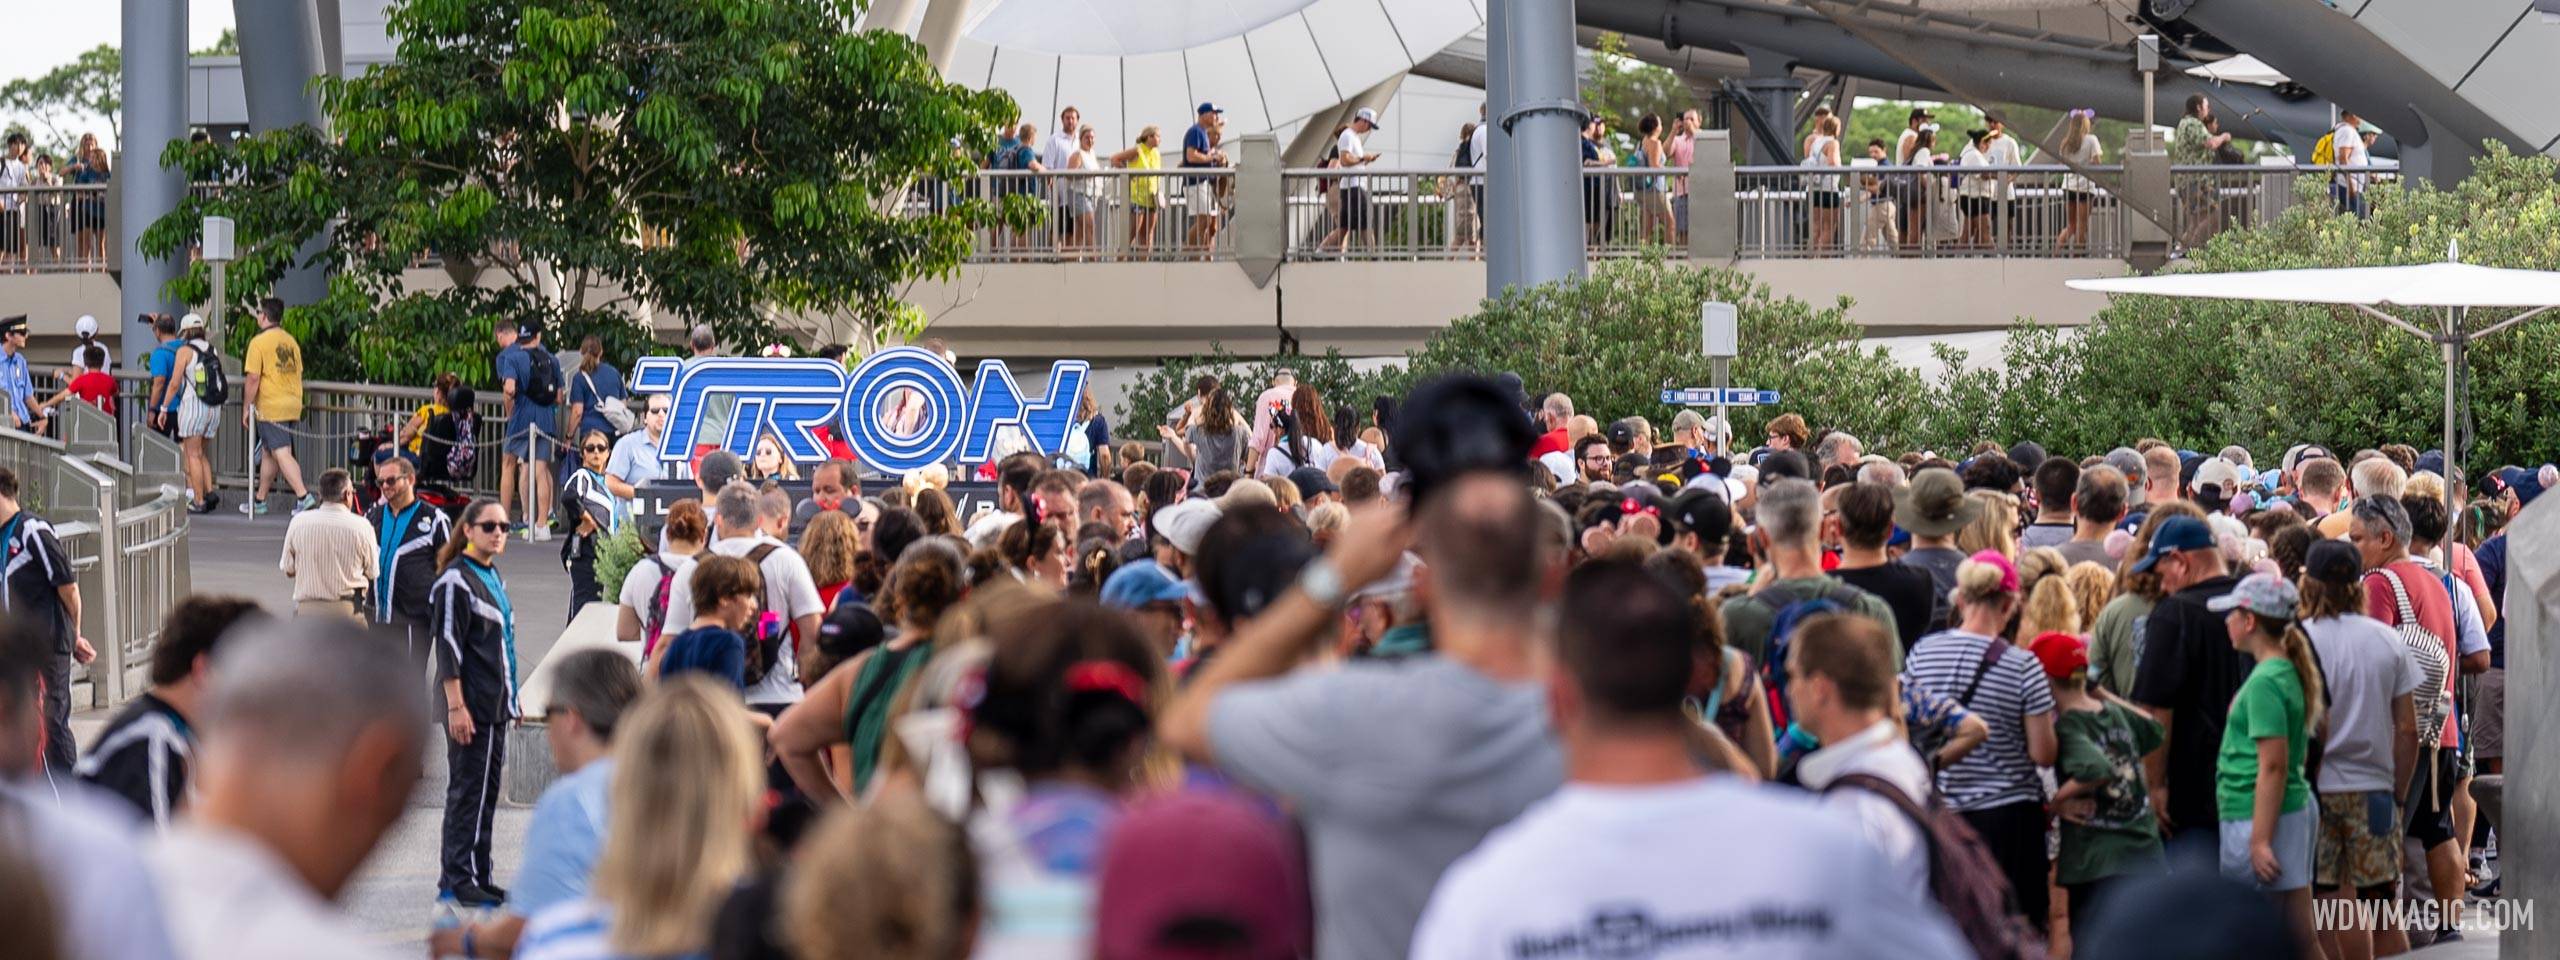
1100, 560, 1193, 610
2028, 632, 2088, 680
1096, 791, 1311, 960
178, 313, 206, 331
1151, 499, 1222, 556
2006, 441, 2047, 476
2104, 447, 2146, 484
1607, 418, 1639, 450
2414, 450, 2446, 478
2208, 572, 2300, 619
74, 315, 96, 337
1220, 478, 1276, 511
0, 316, 25, 336
2131, 515, 2216, 573
815, 601, 886, 660
1667, 488, 1733, 546
2497, 464, 2550, 506
2191, 457, 2242, 498
1908, 107, 1935, 122
1286, 466, 1338, 497
1196, 102, 1223, 115
1354, 107, 1383, 128
2303, 539, 2363, 586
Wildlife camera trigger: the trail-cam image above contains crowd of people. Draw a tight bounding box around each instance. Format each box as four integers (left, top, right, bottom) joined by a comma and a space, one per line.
2, 341, 2548, 960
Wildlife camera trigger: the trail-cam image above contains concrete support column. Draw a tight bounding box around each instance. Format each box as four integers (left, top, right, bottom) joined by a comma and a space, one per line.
2121, 130, 2169, 272
235, 0, 334, 307
1735, 46, 1804, 166
917, 0, 973, 73
1486, 0, 1586, 294
864, 0, 924, 35
1687, 129, 1734, 261
2503, 497, 2557, 958
1231, 134, 1283, 288
119, 0, 191, 356
1482, 0, 1518, 296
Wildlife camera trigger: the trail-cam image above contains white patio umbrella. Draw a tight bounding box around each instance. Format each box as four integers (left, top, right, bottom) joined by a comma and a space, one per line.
963, 0, 1320, 57
2067, 244, 2560, 525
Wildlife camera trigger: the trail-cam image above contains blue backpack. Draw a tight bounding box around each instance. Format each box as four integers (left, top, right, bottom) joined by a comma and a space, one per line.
1748, 579, 1867, 731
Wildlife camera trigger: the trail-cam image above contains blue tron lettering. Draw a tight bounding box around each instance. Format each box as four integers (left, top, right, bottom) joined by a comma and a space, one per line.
636, 351, 1091, 474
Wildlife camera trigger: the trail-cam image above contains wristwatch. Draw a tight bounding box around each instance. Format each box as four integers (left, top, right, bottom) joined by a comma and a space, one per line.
1297, 558, 1347, 610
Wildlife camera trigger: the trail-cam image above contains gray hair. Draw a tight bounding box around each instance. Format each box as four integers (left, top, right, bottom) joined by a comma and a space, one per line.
545, 649, 643, 742
2351, 494, 2412, 549
1756, 478, 1822, 546
716, 481, 761, 533
2351, 457, 2407, 499
688, 323, 718, 353
204, 618, 428, 765
314, 468, 352, 504
758, 485, 793, 521
1856, 459, 1905, 487
1541, 393, 1575, 421
1817, 431, 1863, 466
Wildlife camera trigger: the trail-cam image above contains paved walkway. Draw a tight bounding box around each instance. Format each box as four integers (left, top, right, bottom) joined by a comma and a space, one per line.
74, 507, 587, 943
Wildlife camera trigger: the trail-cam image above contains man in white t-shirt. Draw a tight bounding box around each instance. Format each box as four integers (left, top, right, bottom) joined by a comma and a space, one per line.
1315, 107, 1382, 253
1410, 559, 1969, 960
2329, 110, 2371, 216
659, 483, 822, 711
1043, 105, 1083, 237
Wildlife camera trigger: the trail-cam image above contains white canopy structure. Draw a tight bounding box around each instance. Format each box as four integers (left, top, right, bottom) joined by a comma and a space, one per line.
963, 0, 1323, 57
2067, 248, 2560, 522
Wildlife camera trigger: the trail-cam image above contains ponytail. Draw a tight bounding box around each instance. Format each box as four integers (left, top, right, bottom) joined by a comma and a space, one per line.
2277, 621, 2326, 732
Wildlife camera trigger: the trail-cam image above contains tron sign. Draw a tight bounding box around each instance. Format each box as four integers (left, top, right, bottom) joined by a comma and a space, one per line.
631, 347, 1092, 474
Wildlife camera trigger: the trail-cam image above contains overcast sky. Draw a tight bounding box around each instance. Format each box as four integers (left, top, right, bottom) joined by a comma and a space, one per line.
5, 6, 240, 147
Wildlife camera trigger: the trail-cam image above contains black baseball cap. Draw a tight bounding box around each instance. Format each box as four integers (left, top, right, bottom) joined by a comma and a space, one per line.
1668, 489, 1734, 546
1286, 466, 1338, 496
2304, 539, 2363, 586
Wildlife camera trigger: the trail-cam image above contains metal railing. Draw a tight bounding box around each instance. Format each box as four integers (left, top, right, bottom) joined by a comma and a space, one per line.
2167, 164, 2394, 253
917, 168, 1237, 262
108, 372, 512, 500
1283, 168, 1471, 260
0, 184, 113, 273
1737, 164, 2130, 258
0, 427, 190, 709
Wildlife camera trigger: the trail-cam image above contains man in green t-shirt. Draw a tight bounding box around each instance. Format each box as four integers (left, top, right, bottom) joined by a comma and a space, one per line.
1719, 478, 1900, 670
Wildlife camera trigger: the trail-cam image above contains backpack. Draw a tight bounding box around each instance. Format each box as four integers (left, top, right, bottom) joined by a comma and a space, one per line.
444, 413, 479, 480
1055, 419, 1095, 472
185, 338, 228, 406
1749, 580, 1868, 730
642, 552, 693, 655
2311, 131, 2336, 166
1823, 773, 2048, 960
2373, 567, 2453, 745
521, 349, 562, 406
739, 543, 792, 686
584, 371, 636, 434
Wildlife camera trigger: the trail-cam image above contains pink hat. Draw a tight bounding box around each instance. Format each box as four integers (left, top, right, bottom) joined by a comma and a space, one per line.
1095, 791, 1309, 960
1967, 549, 2020, 593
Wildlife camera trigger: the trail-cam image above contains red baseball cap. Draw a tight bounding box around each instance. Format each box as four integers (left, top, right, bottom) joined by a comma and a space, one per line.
2029, 632, 2088, 680
1095, 791, 1308, 960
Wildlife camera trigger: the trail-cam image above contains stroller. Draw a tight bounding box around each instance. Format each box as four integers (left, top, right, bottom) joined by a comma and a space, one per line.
349, 424, 470, 519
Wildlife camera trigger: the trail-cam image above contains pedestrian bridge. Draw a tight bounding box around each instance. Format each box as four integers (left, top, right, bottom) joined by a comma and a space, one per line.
2, 136, 2363, 360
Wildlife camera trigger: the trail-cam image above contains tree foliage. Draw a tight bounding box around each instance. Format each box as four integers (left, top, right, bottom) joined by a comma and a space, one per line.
1114, 347, 1390, 443
141, 0, 1032, 385
1580, 33, 1695, 135
1, 45, 120, 158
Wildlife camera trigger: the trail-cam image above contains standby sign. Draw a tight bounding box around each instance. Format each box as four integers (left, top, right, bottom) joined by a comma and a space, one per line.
632, 347, 1091, 473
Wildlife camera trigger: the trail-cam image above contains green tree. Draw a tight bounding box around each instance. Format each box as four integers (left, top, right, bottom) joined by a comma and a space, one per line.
196, 29, 241, 57
0, 45, 120, 157
141, 0, 1033, 386
1580, 32, 1695, 135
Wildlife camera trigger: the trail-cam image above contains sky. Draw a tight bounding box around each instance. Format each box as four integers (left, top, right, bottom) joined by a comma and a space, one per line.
5, 5, 240, 147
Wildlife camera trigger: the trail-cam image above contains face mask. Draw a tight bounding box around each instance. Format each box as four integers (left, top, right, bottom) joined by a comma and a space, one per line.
814, 493, 842, 512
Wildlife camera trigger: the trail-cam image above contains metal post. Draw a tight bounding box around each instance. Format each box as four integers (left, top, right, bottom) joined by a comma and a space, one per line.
1482, 0, 1517, 296
1710, 357, 1731, 456
236, 0, 337, 307
1702, 301, 1737, 457
2446, 307, 2465, 536
1492, 0, 1587, 290
119, 0, 190, 360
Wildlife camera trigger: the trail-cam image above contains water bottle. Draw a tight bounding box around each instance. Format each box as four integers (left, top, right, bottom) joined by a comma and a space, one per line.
430, 892, 465, 960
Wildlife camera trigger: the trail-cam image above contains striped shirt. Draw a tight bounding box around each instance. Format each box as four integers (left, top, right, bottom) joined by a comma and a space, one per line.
75, 692, 193, 829
516, 898, 707, 960
1902, 630, 2056, 811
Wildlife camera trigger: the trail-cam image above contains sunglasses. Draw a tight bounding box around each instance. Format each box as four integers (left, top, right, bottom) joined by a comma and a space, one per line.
647, 407, 669, 416
470, 521, 509, 533
377, 473, 409, 484
583, 444, 610, 453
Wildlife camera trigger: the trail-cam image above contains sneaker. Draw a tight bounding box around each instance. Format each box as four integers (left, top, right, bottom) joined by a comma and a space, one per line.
293, 494, 319, 514
450, 882, 505, 909
532, 526, 554, 543
239, 498, 268, 516
205, 492, 221, 514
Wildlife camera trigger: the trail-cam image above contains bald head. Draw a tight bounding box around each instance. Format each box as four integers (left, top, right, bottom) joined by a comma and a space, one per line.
206, 618, 428, 766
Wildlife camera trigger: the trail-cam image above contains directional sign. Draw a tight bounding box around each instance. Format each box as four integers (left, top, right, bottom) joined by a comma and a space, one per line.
1661, 388, 1781, 406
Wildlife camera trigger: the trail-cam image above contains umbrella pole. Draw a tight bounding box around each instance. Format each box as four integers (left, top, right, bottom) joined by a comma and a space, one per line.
2445, 307, 2465, 542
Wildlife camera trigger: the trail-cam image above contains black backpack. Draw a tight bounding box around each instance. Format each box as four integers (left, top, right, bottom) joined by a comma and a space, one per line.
186, 338, 229, 406
522, 349, 562, 406
738, 544, 791, 685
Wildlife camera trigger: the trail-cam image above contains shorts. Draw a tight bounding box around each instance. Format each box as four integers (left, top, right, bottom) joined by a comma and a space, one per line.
253, 419, 296, 453
1070, 192, 1100, 218
1336, 188, 1369, 231
1185, 182, 1218, 217
2405, 749, 2458, 848
1959, 196, 1994, 217
1673, 193, 1690, 234
178, 403, 221, 439
505, 411, 558, 460
1811, 191, 1843, 209
2315, 791, 2403, 891
2066, 189, 2098, 204
2475, 667, 2504, 760
2220, 806, 2315, 892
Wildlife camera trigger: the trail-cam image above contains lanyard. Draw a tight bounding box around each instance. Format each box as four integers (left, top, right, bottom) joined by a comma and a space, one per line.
375, 501, 420, 621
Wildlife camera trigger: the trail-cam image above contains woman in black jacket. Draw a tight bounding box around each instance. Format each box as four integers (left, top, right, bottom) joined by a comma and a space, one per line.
429, 497, 519, 908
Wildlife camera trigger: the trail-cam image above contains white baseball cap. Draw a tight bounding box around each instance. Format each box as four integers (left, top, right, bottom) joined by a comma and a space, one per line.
1151, 498, 1224, 556
74, 315, 96, 337
1354, 107, 1383, 129
178, 313, 206, 331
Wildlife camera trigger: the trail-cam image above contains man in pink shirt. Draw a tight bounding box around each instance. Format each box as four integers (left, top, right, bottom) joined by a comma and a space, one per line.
1667, 110, 1698, 241
1246, 369, 1297, 471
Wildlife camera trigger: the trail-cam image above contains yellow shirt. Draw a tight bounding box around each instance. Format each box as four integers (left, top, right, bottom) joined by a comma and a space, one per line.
1128, 144, 1162, 208
244, 327, 306, 422
406, 402, 448, 453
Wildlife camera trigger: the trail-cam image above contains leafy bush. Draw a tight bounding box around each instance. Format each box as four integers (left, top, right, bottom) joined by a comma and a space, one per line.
1113, 346, 1393, 443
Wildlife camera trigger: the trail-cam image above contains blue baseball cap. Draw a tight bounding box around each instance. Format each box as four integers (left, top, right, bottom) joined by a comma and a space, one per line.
1197, 102, 1223, 115
1101, 560, 1193, 610
2131, 515, 2216, 573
